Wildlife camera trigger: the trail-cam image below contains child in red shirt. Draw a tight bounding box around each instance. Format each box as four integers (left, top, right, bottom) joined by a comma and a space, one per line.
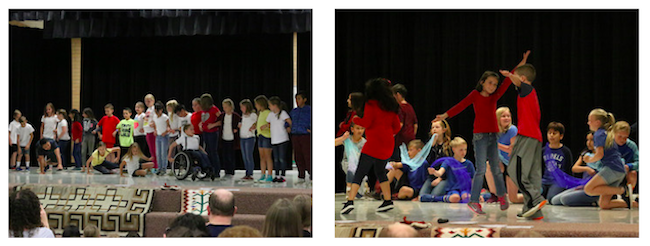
341, 78, 401, 215
69, 109, 84, 170
199, 93, 223, 179
97, 104, 120, 162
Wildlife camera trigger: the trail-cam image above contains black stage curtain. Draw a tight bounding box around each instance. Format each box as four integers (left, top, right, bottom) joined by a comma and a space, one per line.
10, 10, 311, 38
298, 32, 312, 97
335, 10, 638, 192
80, 33, 294, 171
9, 26, 72, 164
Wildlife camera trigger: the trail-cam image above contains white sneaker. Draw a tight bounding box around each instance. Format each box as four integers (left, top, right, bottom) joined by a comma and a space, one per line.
296, 178, 306, 184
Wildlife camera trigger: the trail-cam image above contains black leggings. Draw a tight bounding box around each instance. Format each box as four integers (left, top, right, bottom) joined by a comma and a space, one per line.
353, 153, 388, 185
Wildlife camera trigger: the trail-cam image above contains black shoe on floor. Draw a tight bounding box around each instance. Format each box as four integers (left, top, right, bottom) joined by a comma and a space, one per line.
376, 200, 394, 212
622, 184, 632, 209
341, 200, 354, 214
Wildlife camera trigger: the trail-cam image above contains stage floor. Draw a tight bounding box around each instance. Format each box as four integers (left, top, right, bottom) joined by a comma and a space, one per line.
9, 168, 311, 190
334, 194, 638, 225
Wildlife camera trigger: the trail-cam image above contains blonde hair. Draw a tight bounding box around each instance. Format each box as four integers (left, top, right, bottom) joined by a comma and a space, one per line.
496, 107, 513, 133
123, 143, 146, 161
144, 94, 155, 102
83, 224, 100, 237
449, 137, 467, 148
589, 108, 616, 148
222, 98, 234, 108
613, 121, 631, 134
166, 100, 179, 122
218, 226, 262, 237
292, 195, 312, 228
408, 139, 424, 150
262, 199, 302, 237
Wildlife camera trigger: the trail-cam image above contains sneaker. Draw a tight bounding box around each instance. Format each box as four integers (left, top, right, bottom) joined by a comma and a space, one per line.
376, 200, 394, 212
341, 201, 354, 214
485, 193, 498, 203
295, 178, 306, 184
467, 202, 486, 215
272, 177, 279, 183
518, 211, 544, 220
498, 195, 509, 211
522, 200, 547, 218
73, 167, 82, 171
623, 184, 633, 209
257, 174, 266, 182
277, 177, 286, 183
167, 169, 174, 176
265, 176, 273, 183
151, 168, 158, 175
15, 166, 23, 171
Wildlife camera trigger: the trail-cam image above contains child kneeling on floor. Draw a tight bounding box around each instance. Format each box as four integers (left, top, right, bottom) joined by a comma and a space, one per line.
119, 143, 154, 177
86, 142, 121, 174
421, 137, 475, 203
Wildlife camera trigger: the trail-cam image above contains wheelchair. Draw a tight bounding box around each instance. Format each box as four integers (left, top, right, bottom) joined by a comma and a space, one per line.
171, 150, 215, 181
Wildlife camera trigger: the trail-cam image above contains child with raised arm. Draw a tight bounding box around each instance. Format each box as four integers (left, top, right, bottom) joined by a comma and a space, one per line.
69, 109, 84, 170
542, 122, 574, 204
255, 95, 273, 182
55, 109, 72, 168
421, 137, 475, 203
500, 59, 546, 219
81, 108, 98, 171
152, 101, 172, 176
238, 99, 257, 181
335, 123, 366, 198
266, 96, 292, 183
219, 98, 241, 177
341, 78, 401, 214
9, 110, 22, 169
114, 108, 136, 161
86, 142, 120, 175
15, 116, 34, 171
119, 143, 154, 177
583, 111, 636, 209
291, 91, 312, 184
435, 51, 530, 214
168, 124, 213, 180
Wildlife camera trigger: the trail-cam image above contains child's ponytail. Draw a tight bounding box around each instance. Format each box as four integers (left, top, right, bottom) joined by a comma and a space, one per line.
604, 112, 616, 148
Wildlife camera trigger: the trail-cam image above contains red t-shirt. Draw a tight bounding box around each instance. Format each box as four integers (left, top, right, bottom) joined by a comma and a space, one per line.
71, 121, 83, 142
445, 69, 514, 133
191, 112, 203, 135
517, 84, 542, 142
98, 115, 120, 144
395, 102, 418, 145
353, 100, 401, 160
201, 105, 221, 133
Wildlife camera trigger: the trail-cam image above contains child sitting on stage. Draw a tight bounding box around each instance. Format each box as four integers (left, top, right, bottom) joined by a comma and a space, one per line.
386, 139, 431, 200
119, 143, 154, 177
421, 137, 475, 203
85, 142, 121, 175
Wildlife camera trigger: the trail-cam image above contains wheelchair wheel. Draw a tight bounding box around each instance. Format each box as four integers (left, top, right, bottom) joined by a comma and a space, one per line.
172, 152, 191, 180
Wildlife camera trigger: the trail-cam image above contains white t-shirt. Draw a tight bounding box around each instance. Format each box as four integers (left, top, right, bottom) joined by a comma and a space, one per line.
153, 113, 169, 136
240, 113, 257, 139
222, 114, 234, 141
170, 113, 193, 137
56, 119, 71, 141
175, 135, 201, 151
266, 110, 290, 145
8, 227, 55, 238
134, 113, 146, 137
41, 115, 59, 139
9, 120, 21, 144
143, 106, 155, 134
16, 124, 35, 147
123, 155, 142, 176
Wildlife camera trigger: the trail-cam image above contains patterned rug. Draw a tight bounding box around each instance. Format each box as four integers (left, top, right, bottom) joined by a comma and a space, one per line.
182, 189, 213, 215
432, 227, 499, 238
18, 185, 154, 237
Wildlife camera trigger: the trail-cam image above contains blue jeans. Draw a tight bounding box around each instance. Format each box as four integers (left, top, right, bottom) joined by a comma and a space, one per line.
186, 150, 212, 171
240, 137, 256, 176
93, 160, 118, 174
222, 140, 235, 175
551, 188, 599, 206
419, 177, 448, 197
203, 131, 221, 177
57, 140, 70, 167
470, 133, 506, 202
72, 142, 82, 168
155, 135, 170, 171
543, 184, 567, 205
272, 141, 289, 176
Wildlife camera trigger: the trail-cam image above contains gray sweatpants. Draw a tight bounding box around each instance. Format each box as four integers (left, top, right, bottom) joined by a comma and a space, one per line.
507, 135, 545, 214
81, 134, 96, 167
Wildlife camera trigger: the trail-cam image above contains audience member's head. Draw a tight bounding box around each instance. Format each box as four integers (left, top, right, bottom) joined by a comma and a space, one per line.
292, 195, 312, 229
379, 223, 418, 237
166, 213, 209, 237
126, 231, 141, 237
83, 224, 101, 237
107, 232, 120, 238
209, 189, 236, 218
218, 226, 262, 237
9, 189, 44, 237
263, 198, 302, 237
62, 225, 81, 237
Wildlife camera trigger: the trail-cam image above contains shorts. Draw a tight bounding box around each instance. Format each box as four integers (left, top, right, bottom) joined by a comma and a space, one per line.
11, 144, 18, 152
19, 146, 30, 155
598, 166, 626, 186
258, 135, 272, 149
131, 163, 144, 177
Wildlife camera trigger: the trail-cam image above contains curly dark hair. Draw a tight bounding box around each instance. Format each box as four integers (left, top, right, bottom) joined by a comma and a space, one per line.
9, 189, 44, 237
364, 78, 399, 114
167, 213, 209, 237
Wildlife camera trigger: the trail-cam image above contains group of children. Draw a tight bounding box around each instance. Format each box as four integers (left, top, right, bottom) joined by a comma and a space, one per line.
338, 50, 638, 219
9, 92, 312, 183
